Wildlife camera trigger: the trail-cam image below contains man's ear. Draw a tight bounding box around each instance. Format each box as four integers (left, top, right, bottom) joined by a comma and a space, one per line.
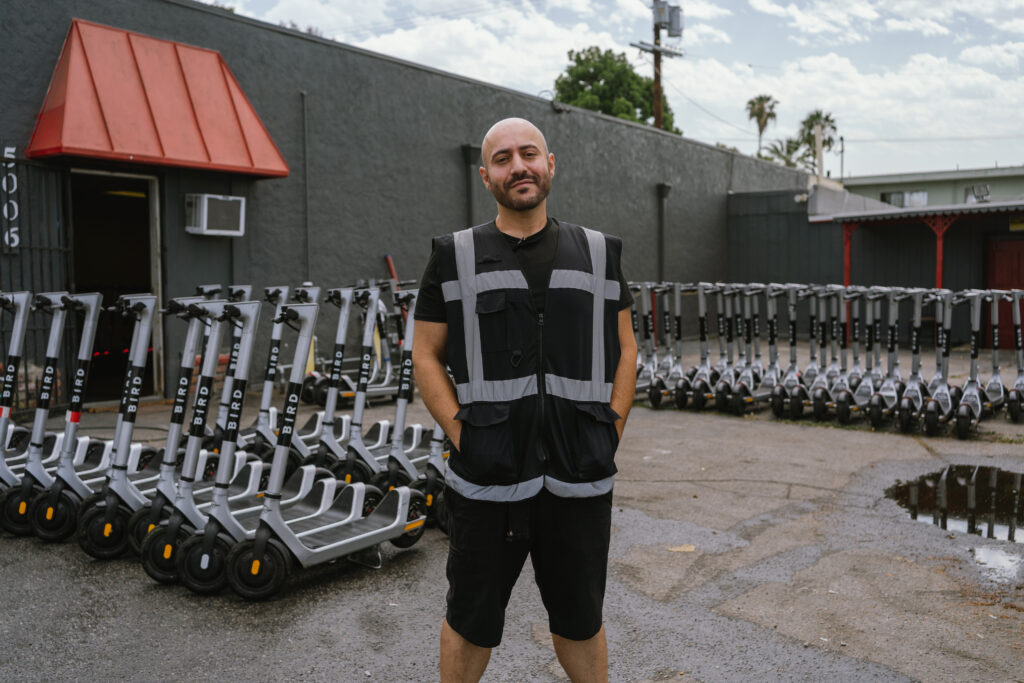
548, 153, 555, 178
479, 165, 492, 190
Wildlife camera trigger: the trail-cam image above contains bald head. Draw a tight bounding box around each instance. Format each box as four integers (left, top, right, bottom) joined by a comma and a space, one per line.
480, 118, 549, 169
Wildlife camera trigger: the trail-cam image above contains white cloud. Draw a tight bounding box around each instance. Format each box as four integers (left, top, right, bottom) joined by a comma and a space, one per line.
544, 0, 592, 13
959, 42, 1024, 70
748, 0, 787, 18
685, 24, 732, 46
884, 18, 949, 36
684, 0, 733, 20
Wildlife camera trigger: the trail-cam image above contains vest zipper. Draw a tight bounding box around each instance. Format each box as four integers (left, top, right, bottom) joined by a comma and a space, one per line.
537, 311, 547, 462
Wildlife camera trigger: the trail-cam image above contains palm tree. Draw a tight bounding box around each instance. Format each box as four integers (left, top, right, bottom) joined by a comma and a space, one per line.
745, 94, 778, 155
765, 137, 811, 169
799, 110, 837, 157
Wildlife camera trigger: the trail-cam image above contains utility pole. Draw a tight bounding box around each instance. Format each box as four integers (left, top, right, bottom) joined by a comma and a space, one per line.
631, 1, 682, 130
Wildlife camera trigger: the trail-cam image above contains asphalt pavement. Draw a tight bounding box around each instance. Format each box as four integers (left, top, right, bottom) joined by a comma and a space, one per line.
2, 356, 1023, 681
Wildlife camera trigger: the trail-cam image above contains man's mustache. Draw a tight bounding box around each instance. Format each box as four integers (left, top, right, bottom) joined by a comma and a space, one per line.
505, 172, 539, 190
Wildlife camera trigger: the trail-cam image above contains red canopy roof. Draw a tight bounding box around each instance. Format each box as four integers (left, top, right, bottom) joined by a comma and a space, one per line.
27, 19, 289, 177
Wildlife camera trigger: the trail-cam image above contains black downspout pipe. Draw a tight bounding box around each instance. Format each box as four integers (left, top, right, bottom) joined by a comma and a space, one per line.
462, 144, 481, 228
657, 182, 671, 282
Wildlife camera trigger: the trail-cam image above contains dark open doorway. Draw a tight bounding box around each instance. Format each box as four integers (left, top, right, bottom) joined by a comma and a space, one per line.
70, 172, 157, 401
986, 237, 1024, 349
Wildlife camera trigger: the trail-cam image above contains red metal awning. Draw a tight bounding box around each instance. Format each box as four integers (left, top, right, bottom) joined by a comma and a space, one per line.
26, 19, 289, 177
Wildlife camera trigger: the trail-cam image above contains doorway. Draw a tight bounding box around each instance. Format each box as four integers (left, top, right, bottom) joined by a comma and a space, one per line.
70, 170, 162, 402
986, 237, 1024, 348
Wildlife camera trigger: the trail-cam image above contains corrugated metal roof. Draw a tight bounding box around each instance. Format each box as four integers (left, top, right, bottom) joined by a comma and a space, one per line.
824, 198, 1024, 223
26, 19, 289, 177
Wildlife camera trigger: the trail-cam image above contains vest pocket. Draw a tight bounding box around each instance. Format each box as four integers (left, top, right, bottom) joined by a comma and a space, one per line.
572, 403, 620, 480
453, 403, 518, 484
476, 290, 509, 351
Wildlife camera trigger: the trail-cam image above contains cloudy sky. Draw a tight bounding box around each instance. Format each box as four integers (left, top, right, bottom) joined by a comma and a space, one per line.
227, 0, 1024, 179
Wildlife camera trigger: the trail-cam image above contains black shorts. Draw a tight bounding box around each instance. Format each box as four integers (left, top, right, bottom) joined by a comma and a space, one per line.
444, 487, 613, 648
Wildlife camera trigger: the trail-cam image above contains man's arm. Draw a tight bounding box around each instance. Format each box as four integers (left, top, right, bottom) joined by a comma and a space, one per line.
412, 319, 463, 449
610, 307, 638, 440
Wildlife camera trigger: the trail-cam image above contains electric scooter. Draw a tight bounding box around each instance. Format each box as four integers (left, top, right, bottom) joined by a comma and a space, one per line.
1005, 290, 1024, 423
953, 290, 990, 439
675, 283, 720, 410
770, 284, 806, 418
789, 285, 830, 419
0, 291, 32, 485
734, 283, 783, 414
867, 287, 909, 429
896, 288, 931, 432
922, 289, 957, 436
223, 302, 425, 601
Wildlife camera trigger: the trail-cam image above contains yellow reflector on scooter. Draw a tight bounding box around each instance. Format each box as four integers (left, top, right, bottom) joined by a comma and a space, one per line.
344, 474, 352, 483
103, 523, 112, 537
388, 486, 395, 492
46, 507, 54, 521
251, 560, 261, 575
404, 519, 425, 532
148, 524, 155, 533
163, 544, 173, 560
426, 494, 434, 506
18, 501, 26, 515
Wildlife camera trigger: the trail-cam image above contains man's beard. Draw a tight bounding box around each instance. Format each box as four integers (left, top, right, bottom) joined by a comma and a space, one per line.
491, 170, 552, 211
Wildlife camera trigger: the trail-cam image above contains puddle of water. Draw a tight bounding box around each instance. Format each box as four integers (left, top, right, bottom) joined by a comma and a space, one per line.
971, 547, 1023, 582
886, 465, 1024, 544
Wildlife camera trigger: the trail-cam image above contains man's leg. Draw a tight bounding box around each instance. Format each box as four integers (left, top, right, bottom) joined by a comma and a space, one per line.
552, 625, 608, 683
441, 618, 491, 682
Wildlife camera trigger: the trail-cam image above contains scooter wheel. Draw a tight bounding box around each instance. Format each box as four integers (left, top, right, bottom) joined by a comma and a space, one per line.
729, 390, 745, 416
897, 398, 914, 433
128, 504, 171, 554
949, 385, 963, 409
770, 386, 786, 418
369, 469, 412, 495
812, 389, 828, 422
691, 382, 707, 411
313, 376, 330, 407
362, 484, 385, 517
867, 396, 883, 429
924, 400, 940, 436
714, 383, 730, 412
1007, 391, 1022, 423
836, 393, 852, 425
140, 523, 194, 584
648, 380, 664, 409
178, 532, 233, 595
329, 459, 374, 486
0, 485, 41, 536
788, 388, 804, 420
954, 405, 972, 440
28, 489, 79, 542
226, 537, 291, 601
390, 489, 428, 549
77, 503, 133, 560
300, 375, 317, 404
674, 379, 689, 410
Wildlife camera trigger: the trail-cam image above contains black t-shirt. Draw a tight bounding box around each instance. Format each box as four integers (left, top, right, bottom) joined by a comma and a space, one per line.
415, 218, 632, 322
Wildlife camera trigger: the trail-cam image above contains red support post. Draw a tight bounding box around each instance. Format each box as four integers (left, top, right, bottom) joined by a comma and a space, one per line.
923, 215, 957, 288
842, 222, 859, 287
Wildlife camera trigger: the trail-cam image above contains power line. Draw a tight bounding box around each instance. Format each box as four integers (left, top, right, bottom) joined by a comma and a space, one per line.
638, 53, 754, 136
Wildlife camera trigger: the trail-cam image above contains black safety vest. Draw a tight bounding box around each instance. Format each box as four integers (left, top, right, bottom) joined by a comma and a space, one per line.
433, 219, 624, 501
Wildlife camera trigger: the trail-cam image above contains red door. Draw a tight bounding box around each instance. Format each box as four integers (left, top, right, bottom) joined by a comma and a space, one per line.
986, 238, 1024, 348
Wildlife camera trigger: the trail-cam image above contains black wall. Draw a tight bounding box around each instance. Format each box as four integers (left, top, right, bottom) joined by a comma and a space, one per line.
1, 0, 807, 394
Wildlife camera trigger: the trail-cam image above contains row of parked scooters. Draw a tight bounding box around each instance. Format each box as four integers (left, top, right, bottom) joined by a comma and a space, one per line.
0, 282, 447, 600
631, 282, 1024, 439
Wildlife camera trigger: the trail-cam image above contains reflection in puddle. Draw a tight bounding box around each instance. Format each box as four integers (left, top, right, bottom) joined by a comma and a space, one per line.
971, 547, 1022, 582
886, 465, 1023, 543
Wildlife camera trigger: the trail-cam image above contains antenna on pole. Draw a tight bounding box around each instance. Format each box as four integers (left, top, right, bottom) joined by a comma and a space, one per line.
631, 1, 683, 130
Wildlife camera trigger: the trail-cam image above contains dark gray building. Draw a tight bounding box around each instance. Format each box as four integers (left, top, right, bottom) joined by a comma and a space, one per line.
0, 0, 806, 403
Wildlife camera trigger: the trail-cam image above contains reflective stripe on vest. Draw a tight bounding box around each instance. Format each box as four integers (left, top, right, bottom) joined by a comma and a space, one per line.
445, 225, 617, 404
445, 469, 544, 502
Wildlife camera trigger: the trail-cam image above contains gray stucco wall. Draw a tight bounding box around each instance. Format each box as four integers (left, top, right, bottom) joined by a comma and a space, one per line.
1, 0, 807, 394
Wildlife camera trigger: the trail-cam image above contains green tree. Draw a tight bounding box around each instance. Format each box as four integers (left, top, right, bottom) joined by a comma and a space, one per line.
745, 94, 778, 155
798, 109, 837, 172
765, 137, 811, 169
554, 47, 680, 134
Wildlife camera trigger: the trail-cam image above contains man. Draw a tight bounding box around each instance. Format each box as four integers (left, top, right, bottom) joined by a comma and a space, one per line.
413, 117, 637, 682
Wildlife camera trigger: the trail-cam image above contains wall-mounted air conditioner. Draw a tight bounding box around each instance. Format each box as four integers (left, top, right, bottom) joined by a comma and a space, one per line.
185, 194, 246, 237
